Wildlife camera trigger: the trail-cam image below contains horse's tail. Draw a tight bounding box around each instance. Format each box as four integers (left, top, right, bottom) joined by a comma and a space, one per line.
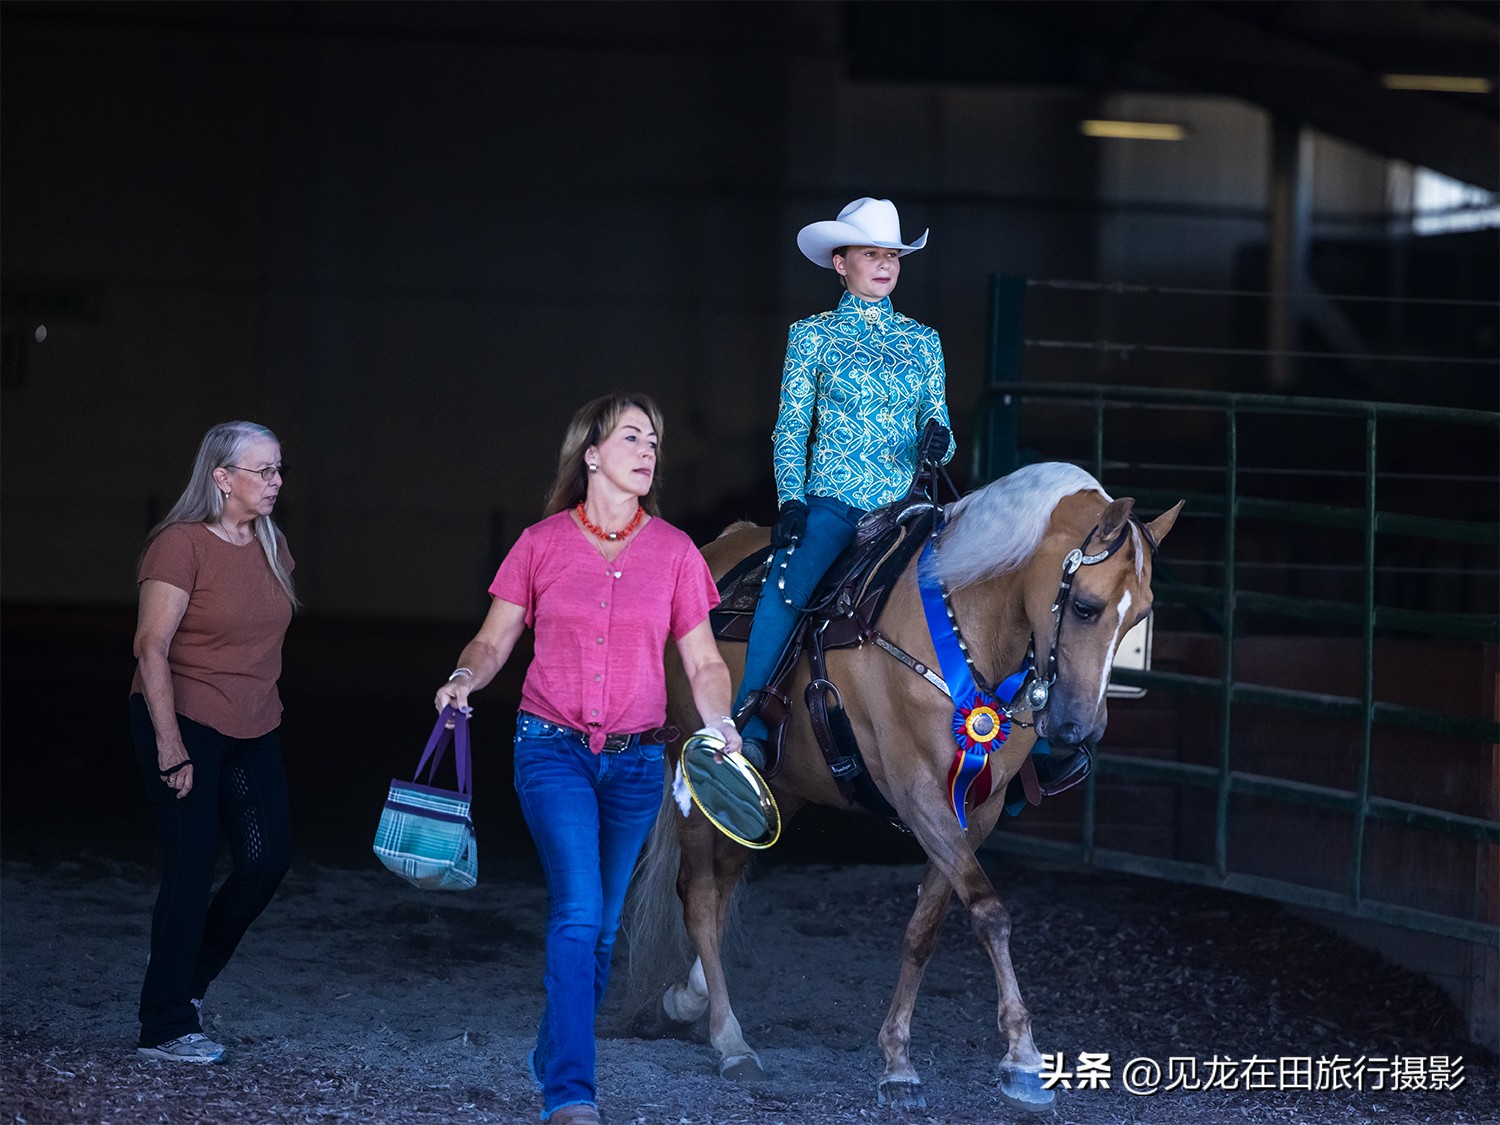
622, 784, 691, 1010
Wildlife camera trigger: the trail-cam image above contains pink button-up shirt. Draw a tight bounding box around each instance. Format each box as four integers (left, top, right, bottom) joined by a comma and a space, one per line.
490, 511, 719, 753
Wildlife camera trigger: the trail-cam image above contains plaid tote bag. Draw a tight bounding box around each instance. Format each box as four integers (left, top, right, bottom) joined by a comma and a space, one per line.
373, 705, 477, 890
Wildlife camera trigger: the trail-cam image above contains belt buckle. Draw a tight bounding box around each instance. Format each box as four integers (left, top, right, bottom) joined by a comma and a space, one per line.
602, 732, 631, 753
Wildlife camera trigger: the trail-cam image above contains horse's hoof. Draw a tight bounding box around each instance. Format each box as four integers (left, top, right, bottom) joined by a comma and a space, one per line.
877, 1080, 926, 1110
719, 1052, 766, 1082
997, 1065, 1056, 1113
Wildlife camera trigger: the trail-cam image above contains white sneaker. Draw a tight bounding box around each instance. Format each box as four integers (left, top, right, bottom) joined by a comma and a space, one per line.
137, 1032, 225, 1064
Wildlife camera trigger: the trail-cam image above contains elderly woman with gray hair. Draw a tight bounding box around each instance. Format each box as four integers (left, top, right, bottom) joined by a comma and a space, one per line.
128, 420, 297, 1064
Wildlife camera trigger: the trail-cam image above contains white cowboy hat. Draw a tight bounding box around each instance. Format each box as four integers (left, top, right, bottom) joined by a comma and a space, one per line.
796, 197, 929, 268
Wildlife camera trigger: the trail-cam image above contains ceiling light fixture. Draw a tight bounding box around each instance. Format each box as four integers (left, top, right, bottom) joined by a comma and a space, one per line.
1079, 119, 1186, 141
1380, 74, 1493, 94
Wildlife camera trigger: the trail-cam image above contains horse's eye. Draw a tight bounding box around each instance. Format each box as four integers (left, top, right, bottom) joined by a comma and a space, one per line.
1072, 599, 1100, 621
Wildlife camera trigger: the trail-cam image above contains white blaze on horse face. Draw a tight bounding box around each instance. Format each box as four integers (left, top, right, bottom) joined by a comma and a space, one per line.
1093, 588, 1134, 705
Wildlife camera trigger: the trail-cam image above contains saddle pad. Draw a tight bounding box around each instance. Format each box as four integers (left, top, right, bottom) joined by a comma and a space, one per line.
709, 549, 771, 640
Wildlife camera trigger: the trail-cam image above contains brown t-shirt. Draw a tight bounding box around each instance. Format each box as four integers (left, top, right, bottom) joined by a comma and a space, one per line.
130, 522, 295, 739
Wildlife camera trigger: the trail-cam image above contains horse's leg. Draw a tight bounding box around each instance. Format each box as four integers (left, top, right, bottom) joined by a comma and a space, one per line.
876, 865, 953, 1109
657, 818, 731, 1029
664, 816, 765, 1079
901, 799, 1055, 1114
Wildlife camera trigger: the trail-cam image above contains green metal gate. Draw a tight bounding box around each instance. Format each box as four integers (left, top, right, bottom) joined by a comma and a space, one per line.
975, 279, 1499, 949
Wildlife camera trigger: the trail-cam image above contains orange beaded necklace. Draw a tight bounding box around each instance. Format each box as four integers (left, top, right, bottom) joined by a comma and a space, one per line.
576, 502, 645, 543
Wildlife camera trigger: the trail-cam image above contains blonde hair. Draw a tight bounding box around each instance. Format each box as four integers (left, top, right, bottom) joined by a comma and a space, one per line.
542, 393, 665, 518
142, 421, 299, 608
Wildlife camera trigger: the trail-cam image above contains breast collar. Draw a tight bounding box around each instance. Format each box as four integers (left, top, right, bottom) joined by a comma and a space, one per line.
916, 535, 1031, 829
913, 512, 1155, 827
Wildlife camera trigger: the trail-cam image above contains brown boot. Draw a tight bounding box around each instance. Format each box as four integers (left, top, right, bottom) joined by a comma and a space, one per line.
546, 1104, 601, 1125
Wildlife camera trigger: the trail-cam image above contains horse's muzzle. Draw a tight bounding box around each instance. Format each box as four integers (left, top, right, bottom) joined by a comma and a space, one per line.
1036, 693, 1106, 748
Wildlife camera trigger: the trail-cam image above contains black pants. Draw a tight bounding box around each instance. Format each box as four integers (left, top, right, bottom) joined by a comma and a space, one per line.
129, 694, 292, 1047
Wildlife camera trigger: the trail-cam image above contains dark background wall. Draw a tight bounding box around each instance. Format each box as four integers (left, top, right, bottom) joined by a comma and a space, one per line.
7, 0, 1492, 621
2, 0, 1496, 1042
0, 2, 1083, 618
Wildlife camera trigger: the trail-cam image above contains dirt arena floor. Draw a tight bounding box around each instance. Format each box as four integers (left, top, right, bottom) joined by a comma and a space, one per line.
3, 610, 1495, 1124
3, 848, 1496, 1125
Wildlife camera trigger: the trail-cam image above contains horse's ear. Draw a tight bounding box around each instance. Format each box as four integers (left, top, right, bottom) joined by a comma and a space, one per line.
1145, 500, 1185, 546
1097, 497, 1136, 545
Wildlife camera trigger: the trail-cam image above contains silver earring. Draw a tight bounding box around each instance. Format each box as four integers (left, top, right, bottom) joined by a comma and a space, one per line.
587, 463, 598, 473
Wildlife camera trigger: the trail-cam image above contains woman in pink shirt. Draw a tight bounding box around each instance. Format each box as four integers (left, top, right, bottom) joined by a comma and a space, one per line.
434, 392, 738, 1125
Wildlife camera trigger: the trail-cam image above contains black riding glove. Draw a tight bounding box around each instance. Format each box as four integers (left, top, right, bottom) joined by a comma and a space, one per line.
919, 421, 951, 465
769, 499, 808, 548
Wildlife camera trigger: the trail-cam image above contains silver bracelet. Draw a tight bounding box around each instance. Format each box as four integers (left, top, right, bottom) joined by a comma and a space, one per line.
448, 667, 474, 682
717, 715, 736, 727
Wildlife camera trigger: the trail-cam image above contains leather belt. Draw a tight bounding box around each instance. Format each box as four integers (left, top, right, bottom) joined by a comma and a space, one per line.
519, 711, 674, 754
602, 731, 637, 753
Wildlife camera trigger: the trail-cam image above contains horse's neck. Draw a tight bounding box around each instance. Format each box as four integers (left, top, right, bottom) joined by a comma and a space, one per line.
943, 571, 1034, 685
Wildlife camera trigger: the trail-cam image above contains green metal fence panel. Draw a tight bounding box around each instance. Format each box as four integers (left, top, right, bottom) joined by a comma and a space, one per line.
972, 376, 1499, 947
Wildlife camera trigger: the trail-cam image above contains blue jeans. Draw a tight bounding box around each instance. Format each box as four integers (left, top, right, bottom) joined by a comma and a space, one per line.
732, 495, 865, 744
512, 711, 666, 1119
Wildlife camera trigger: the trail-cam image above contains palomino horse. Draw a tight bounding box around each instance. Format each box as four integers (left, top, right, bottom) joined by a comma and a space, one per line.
630, 462, 1182, 1113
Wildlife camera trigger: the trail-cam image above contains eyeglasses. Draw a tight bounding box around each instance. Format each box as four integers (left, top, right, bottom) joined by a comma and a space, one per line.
227, 464, 284, 482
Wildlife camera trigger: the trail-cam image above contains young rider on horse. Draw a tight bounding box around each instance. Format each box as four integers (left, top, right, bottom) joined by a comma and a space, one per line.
733, 197, 955, 767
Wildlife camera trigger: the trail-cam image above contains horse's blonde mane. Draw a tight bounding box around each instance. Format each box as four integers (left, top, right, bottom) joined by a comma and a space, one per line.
931, 462, 1109, 589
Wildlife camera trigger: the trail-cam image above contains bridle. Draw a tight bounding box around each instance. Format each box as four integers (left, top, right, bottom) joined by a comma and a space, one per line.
1023, 515, 1160, 714
920, 512, 1158, 724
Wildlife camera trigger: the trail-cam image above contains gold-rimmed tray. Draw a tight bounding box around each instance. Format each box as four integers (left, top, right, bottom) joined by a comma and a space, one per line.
677, 728, 781, 849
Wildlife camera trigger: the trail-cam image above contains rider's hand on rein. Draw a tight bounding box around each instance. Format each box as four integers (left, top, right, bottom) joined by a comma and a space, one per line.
770, 499, 808, 548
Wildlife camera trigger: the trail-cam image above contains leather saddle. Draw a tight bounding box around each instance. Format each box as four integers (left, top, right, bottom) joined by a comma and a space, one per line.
710, 497, 939, 781
712, 491, 1095, 821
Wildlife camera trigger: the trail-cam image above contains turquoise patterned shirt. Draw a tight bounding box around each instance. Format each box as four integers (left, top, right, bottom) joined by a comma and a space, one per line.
773, 291, 954, 511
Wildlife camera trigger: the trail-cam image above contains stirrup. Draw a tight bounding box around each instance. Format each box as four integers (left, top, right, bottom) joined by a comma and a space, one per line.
738, 738, 767, 771
1033, 743, 1092, 797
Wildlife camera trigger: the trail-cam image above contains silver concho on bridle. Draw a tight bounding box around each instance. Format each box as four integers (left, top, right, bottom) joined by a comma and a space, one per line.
1021, 675, 1052, 713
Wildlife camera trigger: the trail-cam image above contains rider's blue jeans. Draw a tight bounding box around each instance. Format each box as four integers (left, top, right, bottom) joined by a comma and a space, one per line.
512, 711, 665, 1120
733, 495, 865, 745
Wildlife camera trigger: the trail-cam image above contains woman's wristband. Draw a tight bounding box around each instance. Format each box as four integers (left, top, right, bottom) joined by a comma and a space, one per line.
448, 667, 474, 683
716, 715, 736, 728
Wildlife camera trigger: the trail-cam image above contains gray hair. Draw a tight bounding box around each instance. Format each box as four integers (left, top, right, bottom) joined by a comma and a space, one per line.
143, 421, 298, 608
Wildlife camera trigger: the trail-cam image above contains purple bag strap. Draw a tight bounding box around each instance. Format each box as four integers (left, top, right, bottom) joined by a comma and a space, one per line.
412, 705, 472, 796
